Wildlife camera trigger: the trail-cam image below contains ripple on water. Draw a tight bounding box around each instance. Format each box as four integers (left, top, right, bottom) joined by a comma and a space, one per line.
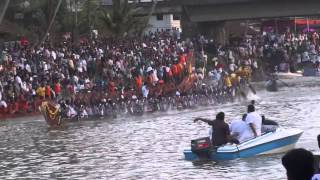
0, 79, 320, 179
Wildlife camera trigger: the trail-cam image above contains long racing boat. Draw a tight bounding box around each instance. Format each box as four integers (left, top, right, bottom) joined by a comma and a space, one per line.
183, 127, 303, 161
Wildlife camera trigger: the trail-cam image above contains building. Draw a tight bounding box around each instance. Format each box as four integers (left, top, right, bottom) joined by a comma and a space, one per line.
146, 13, 181, 32
101, 0, 181, 33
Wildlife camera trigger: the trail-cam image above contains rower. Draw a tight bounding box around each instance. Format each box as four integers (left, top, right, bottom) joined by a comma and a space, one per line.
66, 101, 77, 118
79, 105, 88, 118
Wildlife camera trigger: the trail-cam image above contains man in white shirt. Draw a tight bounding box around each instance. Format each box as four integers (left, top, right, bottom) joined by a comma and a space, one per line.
142, 83, 149, 98
245, 104, 262, 138
67, 105, 77, 118
230, 114, 253, 143
0, 91, 7, 108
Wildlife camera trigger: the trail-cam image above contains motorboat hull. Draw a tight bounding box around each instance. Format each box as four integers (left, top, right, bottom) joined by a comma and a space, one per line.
184, 128, 303, 161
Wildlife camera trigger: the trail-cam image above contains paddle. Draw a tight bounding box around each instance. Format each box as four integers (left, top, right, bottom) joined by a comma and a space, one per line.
247, 82, 257, 94
277, 79, 290, 87
239, 90, 247, 99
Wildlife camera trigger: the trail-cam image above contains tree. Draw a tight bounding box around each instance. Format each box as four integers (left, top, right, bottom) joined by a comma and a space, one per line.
37, 0, 63, 46
98, 0, 148, 38
0, 0, 10, 25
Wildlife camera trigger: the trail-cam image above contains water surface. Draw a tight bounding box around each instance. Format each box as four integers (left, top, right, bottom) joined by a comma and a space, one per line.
0, 78, 319, 180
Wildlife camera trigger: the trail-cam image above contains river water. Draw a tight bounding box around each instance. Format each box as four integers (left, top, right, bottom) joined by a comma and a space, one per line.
0, 78, 320, 180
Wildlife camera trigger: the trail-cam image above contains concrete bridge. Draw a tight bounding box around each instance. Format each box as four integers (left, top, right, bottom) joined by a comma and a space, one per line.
138, 0, 320, 21
136, 0, 320, 44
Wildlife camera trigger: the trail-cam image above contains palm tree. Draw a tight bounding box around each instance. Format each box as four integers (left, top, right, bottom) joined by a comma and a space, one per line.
37, 0, 63, 46
0, 0, 10, 25
99, 0, 147, 38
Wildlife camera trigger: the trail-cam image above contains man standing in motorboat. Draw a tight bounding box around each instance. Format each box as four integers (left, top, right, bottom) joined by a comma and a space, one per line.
194, 112, 239, 146
245, 104, 262, 138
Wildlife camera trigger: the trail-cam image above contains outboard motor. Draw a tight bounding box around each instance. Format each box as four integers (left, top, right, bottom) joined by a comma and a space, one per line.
191, 137, 213, 159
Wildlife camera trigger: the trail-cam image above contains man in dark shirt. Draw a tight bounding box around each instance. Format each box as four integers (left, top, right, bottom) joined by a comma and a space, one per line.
194, 112, 238, 146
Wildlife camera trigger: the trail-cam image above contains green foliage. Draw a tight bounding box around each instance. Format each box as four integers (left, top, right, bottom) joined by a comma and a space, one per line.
98, 0, 148, 38
0, 0, 150, 41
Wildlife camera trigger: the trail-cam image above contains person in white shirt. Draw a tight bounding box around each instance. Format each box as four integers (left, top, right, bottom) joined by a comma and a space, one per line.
230, 114, 253, 143
67, 105, 77, 118
142, 83, 149, 98
0, 91, 7, 108
245, 104, 262, 138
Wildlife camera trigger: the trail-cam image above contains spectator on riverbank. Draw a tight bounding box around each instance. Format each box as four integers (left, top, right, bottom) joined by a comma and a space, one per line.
5, 27, 320, 116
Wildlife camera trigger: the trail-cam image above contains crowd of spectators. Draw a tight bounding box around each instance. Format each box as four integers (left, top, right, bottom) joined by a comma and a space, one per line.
1, 27, 320, 116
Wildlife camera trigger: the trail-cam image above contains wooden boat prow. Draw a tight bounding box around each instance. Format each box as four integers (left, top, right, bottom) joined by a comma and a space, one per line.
39, 101, 61, 127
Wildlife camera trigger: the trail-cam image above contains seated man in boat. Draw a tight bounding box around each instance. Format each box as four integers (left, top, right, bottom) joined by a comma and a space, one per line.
229, 114, 252, 143
245, 104, 262, 138
66, 103, 78, 118
79, 105, 88, 118
194, 112, 239, 146
261, 115, 279, 133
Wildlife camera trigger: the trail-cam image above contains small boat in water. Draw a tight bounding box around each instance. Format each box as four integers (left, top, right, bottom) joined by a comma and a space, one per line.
39, 101, 115, 127
183, 128, 303, 161
39, 101, 62, 126
265, 79, 278, 92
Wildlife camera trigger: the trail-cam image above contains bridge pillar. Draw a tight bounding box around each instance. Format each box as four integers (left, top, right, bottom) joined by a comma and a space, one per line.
197, 21, 227, 45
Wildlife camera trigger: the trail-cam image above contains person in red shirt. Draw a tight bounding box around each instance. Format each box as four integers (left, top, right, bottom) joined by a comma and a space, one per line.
134, 75, 143, 95
108, 81, 116, 98
179, 54, 186, 65
171, 64, 178, 83
45, 84, 52, 99
171, 64, 178, 76
18, 93, 28, 113
54, 82, 61, 97
176, 63, 184, 82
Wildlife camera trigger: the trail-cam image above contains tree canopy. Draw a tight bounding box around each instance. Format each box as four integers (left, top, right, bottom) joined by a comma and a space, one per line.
0, 0, 152, 42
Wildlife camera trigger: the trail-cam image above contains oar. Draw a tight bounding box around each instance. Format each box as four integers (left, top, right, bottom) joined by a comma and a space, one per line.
247, 82, 257, 94
239, 90, 247, 99
277, 79, 290, 87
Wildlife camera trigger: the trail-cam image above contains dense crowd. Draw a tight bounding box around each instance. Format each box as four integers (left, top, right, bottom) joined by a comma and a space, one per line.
1, 27, 320, 117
